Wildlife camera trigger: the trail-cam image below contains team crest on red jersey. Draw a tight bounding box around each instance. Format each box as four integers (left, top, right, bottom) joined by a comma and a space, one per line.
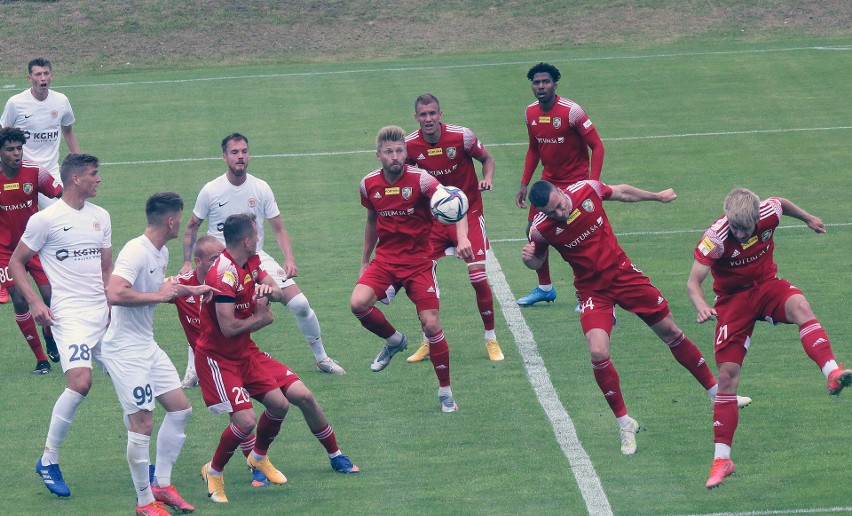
582, 199, 594, 212
23, 183, 33, 195
553, 117, 562, 129
446, 147, 457, 159
402, 187, 412, 200
761, 229, 773, 242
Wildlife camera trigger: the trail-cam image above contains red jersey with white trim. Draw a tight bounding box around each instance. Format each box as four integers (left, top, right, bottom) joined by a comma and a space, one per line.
360, 165, 440, 265
0, 161, 62, 252
197, 249, 267, 361
529, 181, 631, 291
405, 123, 487, 213
170, 271, 203, 348
694, 198, 782, 295
522, 96, 596, 187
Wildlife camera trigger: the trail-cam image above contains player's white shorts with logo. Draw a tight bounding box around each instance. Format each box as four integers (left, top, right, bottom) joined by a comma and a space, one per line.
98, 344, 181, 415
53, 305, 109, 372
257, 249, 296, 289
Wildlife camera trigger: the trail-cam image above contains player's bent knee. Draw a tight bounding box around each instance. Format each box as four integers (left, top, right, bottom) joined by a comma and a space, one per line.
285, 292, 312, 317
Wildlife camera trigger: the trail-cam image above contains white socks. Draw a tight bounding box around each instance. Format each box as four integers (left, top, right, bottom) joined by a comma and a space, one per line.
44, 388, 86, 458
286, 293, 327, 362
153, 407, 192, 487
127, 431, 153, 506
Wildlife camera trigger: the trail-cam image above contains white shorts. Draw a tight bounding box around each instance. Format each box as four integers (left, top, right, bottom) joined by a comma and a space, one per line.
257, 250, 297, 290
99, 345, 181, 415
53, 305, 109, 373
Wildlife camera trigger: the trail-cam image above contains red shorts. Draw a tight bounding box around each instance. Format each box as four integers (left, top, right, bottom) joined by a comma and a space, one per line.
713, 278, 802, 366
430, 210, 490, 265
358, 259, 440, 312
576, 263, 670, 335
0, 251, 49, 288
195, 345, 301, 415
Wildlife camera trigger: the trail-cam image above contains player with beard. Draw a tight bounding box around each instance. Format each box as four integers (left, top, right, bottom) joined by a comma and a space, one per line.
351, 125, 473, 413
523, 180, 750, 455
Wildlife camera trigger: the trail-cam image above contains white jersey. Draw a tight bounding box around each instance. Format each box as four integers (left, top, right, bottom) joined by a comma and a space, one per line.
192, 173, 280, 253
20, 199, 111, 314
1, 89, 75, 176
101, 235, 169, 357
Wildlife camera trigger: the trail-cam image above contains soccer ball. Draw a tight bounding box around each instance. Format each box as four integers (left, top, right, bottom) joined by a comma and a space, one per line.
430, 185, 469, 225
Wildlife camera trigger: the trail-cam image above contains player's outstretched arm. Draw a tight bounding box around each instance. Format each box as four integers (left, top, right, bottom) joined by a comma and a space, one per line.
778, 198, 825, 234
268, 215, 298, 278
9, 242, 54, 325
521, 242, 546, 270
215, 297, 273, 337
454, 214, 473, 260
477, 149, 495, 191
108, 275, 178, 306
608, 184, 677, 203
62, 125, 81, 154
255, 276, 285, 303
360, 210, 379, 277
181, 214, 203, 274
687, 260, 717, 323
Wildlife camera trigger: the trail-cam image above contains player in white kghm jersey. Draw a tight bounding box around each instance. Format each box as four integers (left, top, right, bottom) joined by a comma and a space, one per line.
181, 132, 345, 375
9, 154, 111, 498
1, 57, 80, 210
101, 192, 214, 515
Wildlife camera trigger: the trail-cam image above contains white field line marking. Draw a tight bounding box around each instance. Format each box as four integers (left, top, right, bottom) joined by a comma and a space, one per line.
6, 45, 846, 90
100, 126, 852, 166
486, 252, 613, 516
676, 507, 852, 516
490, 223, 852, 244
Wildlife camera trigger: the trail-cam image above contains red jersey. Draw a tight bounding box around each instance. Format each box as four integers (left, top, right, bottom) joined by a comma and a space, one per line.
170, 271, 204, 348
360, 165, 440, 265
529, 181, 631, 291
405, 123, 487, 213
0, 161, 62, 252
197, 249, 267, 361
522, 96, 596, 187
694, 198, 783, 296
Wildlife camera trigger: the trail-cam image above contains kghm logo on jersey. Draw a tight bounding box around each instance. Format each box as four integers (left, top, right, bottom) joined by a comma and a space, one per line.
446, 147, 457, 159
402, 187, 412, 200
553, 117, 562, 129
761, 229, 773, 242
582, 199, 594, 212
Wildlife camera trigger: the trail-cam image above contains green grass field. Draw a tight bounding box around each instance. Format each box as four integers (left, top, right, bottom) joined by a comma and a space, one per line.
1, 37, 850, 515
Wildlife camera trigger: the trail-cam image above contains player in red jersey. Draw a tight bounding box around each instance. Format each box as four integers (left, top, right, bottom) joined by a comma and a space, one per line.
197, 214, 358, 504
164, 234, 270, 487
351, 125, 473, 413
516, 62, 605, 307
522, 180, 749, 455
687, 188, 851, 489
404, 93, 503, 362
170, 235, 221, 389
0, 127, 62, 373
